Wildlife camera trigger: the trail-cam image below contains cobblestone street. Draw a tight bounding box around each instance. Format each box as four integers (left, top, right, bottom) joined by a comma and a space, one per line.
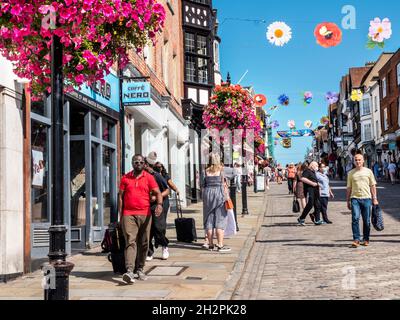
233, 181, 400, 300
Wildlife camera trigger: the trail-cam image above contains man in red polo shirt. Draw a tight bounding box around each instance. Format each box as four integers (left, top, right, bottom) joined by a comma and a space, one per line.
119, 154, 162, 284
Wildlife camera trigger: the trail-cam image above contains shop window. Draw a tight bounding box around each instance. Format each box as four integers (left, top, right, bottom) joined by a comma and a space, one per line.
31, 100, 47, 117
70, 140, 86, 226
70, 106, 85, 135
91, 115, 98, 137
92, 143, 100, 227
103, 146, 113, 226
31, 122, 50, 223
102, 118, 113, 142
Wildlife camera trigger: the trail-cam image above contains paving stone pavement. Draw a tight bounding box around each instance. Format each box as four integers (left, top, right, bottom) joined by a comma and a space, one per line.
232, 180, 400, 300
0, 189, 266, 300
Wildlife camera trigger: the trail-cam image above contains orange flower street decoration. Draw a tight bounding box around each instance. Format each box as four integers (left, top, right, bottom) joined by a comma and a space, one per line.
254, 94, 267, 107
314, 23, 342, 48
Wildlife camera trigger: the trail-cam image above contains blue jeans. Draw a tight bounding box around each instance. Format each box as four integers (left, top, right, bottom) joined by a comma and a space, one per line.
351, 198, 372, 241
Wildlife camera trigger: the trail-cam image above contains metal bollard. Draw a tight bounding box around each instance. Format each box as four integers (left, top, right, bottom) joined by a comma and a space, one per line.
229, 178, 239, 231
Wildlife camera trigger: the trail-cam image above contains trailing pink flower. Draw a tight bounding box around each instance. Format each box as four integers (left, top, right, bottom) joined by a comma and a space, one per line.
0, 0, 166, 98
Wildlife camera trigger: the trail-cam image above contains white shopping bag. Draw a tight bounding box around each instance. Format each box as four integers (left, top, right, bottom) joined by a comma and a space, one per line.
224, 209, 237, 238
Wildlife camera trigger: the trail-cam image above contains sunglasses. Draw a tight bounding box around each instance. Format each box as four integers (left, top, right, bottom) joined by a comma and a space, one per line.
133, 161, 145, 165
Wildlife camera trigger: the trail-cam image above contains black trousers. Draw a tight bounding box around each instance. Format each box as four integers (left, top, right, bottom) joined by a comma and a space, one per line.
148, 204, 169, 256
319, 197, 329, 222
299, 188, 321, 221
288, 178, 294, 193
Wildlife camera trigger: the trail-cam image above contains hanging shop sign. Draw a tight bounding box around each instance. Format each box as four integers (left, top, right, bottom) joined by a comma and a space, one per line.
69, 72, 120, 118
122, 80, 151, 106
32, 149, 45, 188
277, 129, 315, 138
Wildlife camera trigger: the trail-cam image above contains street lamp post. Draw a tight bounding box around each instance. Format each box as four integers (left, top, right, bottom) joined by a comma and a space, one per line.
44, 33, 74, 300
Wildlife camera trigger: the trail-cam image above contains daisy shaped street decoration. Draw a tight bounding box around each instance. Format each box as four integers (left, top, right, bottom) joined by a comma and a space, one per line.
304, 120, 313, 129
267, 21, 292, 47
325, 91, 339, 104
350, 89, 363, 102
314, 22, 342, 48
303, 91, 313, 105
254, 94, 267, 107
367, 18, 392, 49
278, 94, 290, 106
287, 120, 296, 129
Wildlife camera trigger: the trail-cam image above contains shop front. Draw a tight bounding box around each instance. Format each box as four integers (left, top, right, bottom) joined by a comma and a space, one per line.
30, 72, 120, 266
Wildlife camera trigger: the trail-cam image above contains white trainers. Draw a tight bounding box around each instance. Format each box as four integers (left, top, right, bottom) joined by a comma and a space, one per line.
162, 247, 169, 260
146, 255, 153, 261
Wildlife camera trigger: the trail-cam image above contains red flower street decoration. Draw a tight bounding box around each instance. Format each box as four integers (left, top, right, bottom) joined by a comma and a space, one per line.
314, 22, 342, 48
203, 84, 263, 138
0, 0, 166, 99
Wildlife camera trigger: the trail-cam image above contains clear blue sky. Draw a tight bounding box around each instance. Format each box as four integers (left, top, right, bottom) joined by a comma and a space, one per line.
214, 0, 400, 165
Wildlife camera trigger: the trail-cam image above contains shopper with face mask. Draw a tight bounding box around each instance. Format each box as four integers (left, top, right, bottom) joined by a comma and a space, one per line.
316, 163, 334, 224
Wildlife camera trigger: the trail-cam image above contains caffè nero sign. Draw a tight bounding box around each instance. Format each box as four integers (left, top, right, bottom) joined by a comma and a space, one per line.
122, 80, 151, 106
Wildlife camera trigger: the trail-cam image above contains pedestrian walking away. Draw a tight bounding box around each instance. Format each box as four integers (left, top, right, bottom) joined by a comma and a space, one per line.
145, 155, 171, 261
316, 163, 334, 224
347, 153, 379, 248
119, 154, 163, 284
297, 161, 323, 226
202, 153, 231, 253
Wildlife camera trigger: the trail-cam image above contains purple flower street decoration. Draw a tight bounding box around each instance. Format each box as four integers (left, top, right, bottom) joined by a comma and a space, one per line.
269, 120, 280, 129
278, 94, 290, 106
325, 91, 339, 104
303, 91, 313, 105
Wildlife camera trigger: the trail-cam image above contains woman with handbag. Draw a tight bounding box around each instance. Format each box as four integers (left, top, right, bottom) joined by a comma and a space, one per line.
202, 153, 231, 253
293, 163, 307, 211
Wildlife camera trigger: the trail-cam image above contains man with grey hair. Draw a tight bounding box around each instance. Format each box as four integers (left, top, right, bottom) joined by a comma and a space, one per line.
297, 161, 323, 226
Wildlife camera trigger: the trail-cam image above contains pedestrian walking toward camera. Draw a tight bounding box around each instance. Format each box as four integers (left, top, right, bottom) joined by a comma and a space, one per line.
202, 154, 231, 253
287, 163, 296, 194
347, 153, 379, 248
297, 161, 323, 226
293, 163, 307, 211
119, 155, 163, 284
145, 155, 171, 261
388, 161, 397, 185
316, 163, 334, 224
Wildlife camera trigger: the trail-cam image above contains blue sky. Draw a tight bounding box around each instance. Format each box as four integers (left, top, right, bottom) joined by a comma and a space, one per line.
214, 0, 400, 165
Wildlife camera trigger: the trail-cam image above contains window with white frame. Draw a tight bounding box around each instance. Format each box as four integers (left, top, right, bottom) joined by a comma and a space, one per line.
397, 63, 400, 86
398, 98, 400, 128
383, 77, 387, 98
384, 108, 388, 131
362, 98, 371, 116
363, 123, 372, 141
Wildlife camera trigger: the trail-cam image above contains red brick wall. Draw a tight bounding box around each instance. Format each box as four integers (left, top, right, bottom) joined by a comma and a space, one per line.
126, 0, 184, 117
379, 49, 400, 135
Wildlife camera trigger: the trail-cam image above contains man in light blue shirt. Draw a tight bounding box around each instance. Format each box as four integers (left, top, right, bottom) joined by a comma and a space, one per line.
316, 163, 334, 224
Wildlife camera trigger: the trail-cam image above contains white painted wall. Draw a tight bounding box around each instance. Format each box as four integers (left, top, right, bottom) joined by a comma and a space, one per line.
0, 57, 24, 278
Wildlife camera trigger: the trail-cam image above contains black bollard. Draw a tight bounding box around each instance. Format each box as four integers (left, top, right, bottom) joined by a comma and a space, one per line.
241, 174, 249, 215
229, 178, 239, 231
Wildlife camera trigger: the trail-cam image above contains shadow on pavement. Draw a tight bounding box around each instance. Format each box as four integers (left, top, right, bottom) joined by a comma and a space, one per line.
262, 223, 299, 228
284, 243, 352, 248
71, 271, 127, 286
256, 239, 307, 243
